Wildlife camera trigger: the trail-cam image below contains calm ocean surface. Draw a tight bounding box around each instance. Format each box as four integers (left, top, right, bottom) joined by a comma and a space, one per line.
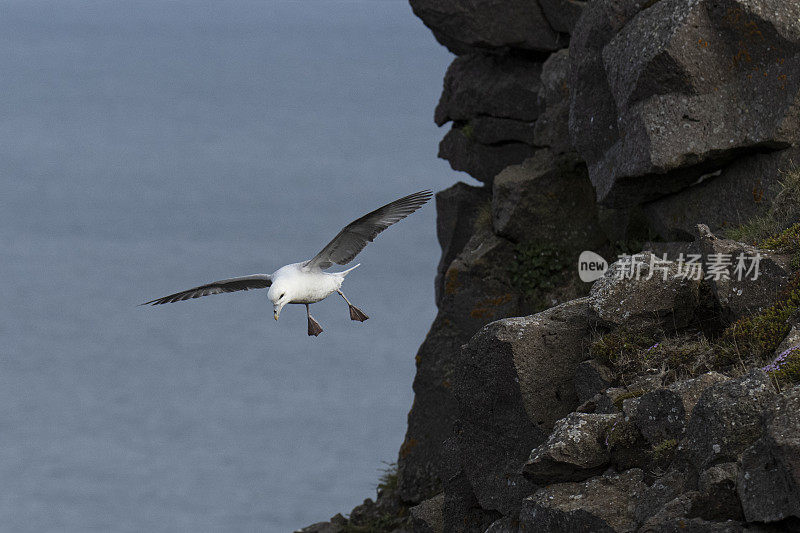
0, 1, 455, 530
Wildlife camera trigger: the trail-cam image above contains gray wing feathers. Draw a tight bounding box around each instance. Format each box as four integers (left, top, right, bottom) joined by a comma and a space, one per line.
306, 190, 433, 270
141, 274, 272, 306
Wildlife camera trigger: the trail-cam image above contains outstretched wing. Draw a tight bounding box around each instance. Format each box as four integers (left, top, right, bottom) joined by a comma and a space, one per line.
304, 189, 433, 271
140, 274, 272, 306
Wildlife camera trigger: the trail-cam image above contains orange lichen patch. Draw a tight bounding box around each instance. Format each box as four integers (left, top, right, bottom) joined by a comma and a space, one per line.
469, 294, 513, 320
415, 354, 422, 366
399, 437, 418, 459
444, 267, 461, 295
470, 308, 493, 319
753, 184, 765, 203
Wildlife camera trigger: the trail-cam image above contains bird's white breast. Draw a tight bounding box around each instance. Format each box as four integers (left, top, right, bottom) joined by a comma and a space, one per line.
273, 263, 343, 304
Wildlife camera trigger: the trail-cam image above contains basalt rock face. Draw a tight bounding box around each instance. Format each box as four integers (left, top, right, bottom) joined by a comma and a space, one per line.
570, 0, 800, 209
397, 0, 800, 518
301, 1, 800, 531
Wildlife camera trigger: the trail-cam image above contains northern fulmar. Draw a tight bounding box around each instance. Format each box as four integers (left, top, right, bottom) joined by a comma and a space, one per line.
141, 190, 433, 336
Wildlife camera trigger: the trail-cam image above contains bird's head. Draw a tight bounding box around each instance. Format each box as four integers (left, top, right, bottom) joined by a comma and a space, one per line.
268, 282, 291, 320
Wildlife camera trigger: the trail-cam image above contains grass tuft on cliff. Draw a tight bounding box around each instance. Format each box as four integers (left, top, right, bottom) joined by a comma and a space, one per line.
716, 271, 800, 366
725, 164, 800, 247
508, 241, 576, 309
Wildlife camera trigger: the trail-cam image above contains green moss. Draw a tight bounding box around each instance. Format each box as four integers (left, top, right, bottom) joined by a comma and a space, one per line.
650, 438, 678, 461
460, 122, 475, 142
761, 222, 800, 269
508, 242, 570, 301
612, 389, 647, 411
717, 272, 800, 365
605, 417, 640, 448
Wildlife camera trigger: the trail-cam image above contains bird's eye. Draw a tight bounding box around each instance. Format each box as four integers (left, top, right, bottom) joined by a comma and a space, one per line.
280, 293, 285, 298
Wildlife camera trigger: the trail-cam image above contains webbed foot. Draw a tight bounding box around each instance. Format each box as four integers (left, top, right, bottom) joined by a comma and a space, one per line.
348, 305, 369, 322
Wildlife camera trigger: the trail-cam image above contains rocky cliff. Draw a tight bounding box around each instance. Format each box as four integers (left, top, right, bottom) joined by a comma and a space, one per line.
300, 1, 800, 532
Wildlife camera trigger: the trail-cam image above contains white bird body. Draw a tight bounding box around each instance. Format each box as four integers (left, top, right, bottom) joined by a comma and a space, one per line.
142, 190, 432, 336
268, 263, 358, 306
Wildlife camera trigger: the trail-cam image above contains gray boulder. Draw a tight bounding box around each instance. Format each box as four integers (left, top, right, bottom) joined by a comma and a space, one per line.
491, 150, 606, 248
410, 493, 444, 533
695, 225, 792, 321
684, 370, 776, 471
538, 0, 587, 35
522, 412, 619, 484
588, 252, 702, 331
433, 182, 490, 306
574, 359, 617, 404
632, 372, 729, 446
519, 469, 647, 533
697, 463, 744, 521
451, 299, 592, 515
408, 0, 565, 55
738, 386, 800, 523
643, 146, 800, 240
533, 49, 574, 154
468, 116, 537, 146
570, 0, 800, 207
435, 54, 543, 127
398, 228, 522, 503
438, 127, 534, 184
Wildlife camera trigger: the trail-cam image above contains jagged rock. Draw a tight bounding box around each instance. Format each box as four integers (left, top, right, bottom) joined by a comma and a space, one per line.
408, 0, 564, 55
435, 54, 543, 127
483, 517, 519, 533
439, 437, 501, 533
632, 388, 686, 446
574, 359, 617, 404
636, 469, 699, 526
491, 150, 606, 248
410, 493, 444, 533
294, 514, 347, 533
639, 491, 753, 533
570, 0, 800, 207
433, 182, 490, 306
451, 299, 592, 516
538, 0, 587, 35
569, 0, 648, 165
522, 412, 619, 484
643, 146, 800, 240
468, 116, 537, 145
439, 229, 521, 334
533, 49, 574, 154
738, 386, 800, 523
588, 252, 702, 331
519, 469, 647, 532
398, 228, 522, 503
698, 463, 745, 521
438, 127, 535, 183
684, 370, 776, 471
695, 225, 792, 321
631, 373, 728, 446
667, 372, 729, 417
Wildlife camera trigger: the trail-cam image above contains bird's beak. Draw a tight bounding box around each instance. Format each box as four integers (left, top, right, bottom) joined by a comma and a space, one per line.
273, 310, 279, 321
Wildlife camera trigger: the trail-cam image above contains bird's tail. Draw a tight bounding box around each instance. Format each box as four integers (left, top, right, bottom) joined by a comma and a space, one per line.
339, 264, 361, 277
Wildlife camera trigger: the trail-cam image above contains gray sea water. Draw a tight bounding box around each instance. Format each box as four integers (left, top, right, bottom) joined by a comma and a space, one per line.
0, 1, 455, 530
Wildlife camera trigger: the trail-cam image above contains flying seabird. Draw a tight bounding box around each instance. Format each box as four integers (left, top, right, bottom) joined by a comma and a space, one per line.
141, 189, 433, 336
